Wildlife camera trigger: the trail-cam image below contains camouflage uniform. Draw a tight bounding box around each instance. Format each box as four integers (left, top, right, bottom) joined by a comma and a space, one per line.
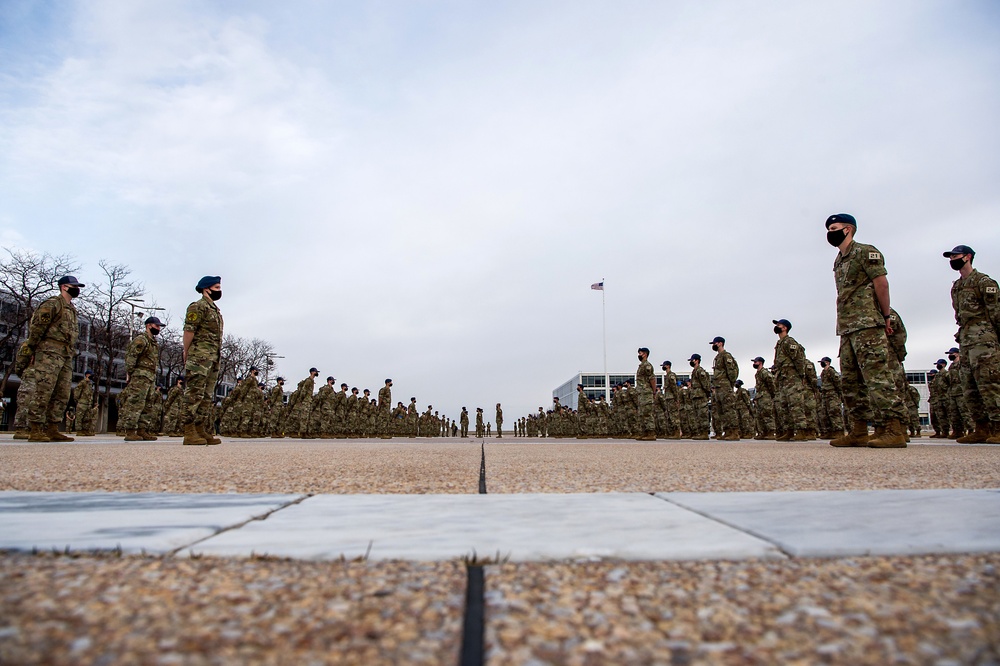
660, 369, 681, 437
753, 365, 777, 438
711, 350, 740, 438
163, 383, 184, 435
734, 384, 755, 437
72, 375, 96, 435
460, 408, 469, 437
378, 385, 392, 438
635, 359, 656, 439
819, 364, 845, 436
946, 357, 972, 436
12, 366, 38, 435
906, 384, 922, 436
689, 365, 711, 438
181, 296, 223, 432
833, 240, 907, 428
120, 329, 160, 435
495, 404, 503, 438
803, 360, 820, 433
928, 369, 950, 437
773, 335, 809, 437
951, 267, 1000, 440
25, 294, 79, 433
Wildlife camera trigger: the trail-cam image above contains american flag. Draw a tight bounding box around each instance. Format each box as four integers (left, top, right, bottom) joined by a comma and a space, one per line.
591, 281, 604, 291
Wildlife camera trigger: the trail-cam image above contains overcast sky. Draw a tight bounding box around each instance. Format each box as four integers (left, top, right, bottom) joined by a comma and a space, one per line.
1, 0, 998, 421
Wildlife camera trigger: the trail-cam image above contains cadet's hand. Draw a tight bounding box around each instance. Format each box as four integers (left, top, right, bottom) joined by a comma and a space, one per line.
885, 320, 894, 336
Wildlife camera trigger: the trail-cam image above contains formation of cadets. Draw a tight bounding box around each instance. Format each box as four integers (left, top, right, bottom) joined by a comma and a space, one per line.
11, 216, 1000, 447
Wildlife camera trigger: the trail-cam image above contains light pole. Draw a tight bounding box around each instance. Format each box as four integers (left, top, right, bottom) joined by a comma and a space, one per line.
123, 299, 165, 335
264, 354, 284, 385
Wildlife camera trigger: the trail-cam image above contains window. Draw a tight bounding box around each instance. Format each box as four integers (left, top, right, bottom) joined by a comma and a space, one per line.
905, 372, 926, 385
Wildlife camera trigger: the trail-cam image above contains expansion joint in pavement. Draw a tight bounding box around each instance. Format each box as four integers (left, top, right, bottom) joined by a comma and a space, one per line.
478, 444, 487, 494
459, 565, 486, 666
168, 494, 312, 557
653, 494, 794, 559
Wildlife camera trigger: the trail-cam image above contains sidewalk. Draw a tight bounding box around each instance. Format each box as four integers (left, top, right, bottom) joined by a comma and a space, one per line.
2, 488, 998, 561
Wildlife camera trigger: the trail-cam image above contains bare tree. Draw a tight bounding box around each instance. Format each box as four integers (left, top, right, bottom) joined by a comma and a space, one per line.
0, 248, 80, 395
218, 335, 276, 394
80, 260, 144, 430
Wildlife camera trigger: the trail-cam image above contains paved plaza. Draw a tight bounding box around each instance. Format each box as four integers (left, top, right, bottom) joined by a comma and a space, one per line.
1, 435, 998, 664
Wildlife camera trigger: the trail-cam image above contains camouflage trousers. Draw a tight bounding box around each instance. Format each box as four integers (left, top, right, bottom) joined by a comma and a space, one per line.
13, 367, 37, 430
76, 404, 96, 433
754, 395, 776, 434
930, 399, 950, 434
495, 420, 503, 437
736, 402, 755, 437
636, 391, 656, 436
819, 391, 844, 433
29, 348, 73, 426
661, 398, 680, 435
947, 391, 972, 433
712, 386, 738, 435
961, 344, 1000, 423
776, 374, 808, 432
119, 374, 159, 431
182, 356, 220, 427
689, 395, 710, 436
839, 327, 908, 426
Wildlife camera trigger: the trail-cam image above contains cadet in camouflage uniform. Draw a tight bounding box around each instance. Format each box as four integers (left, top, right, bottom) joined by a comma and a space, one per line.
688, 354, 711, 439
826, 213, 907, 448
709, 337, 740, 440
162, 377, 184, 436
72, 370, 96, 436
750, 356, 776, 439
460, 407, 469, 438
495, 402, 504, 438
378, 379, 393, 439
945, 348, 972, 438
289, 368, 319, 437
803, 359, 820, 438
928, 362, 950, 438
120, 316, 164, 441
236, 368, 263, 437
634, 348, 657, 441
659, 361, 681, 438
906, 383, 923, 438
818, 357, 845, 439
946, 244, 1000, 443
181, 276, 223, 446
734, 380, 755, 438
475, 408, 484, 438
21, 275, 84, 442
307, 376, 334, 438
772, 319, 812, 441
264, 377, 285, 437
11, 361, 37, 439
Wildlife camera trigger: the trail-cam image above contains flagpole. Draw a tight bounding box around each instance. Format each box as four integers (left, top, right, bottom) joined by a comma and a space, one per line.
602, 277, 608, 402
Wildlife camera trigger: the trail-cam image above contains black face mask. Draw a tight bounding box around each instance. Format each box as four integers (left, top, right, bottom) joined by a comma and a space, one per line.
208, 289, 222, 301
827, 229, 848, 247
753, 363, 761, 370
67, 286, 80, 298
936, 365, 945, 371
689, 361, 696, 368
711, 344, 720, 352
949, 258, 967, 271
774, 326, 783, 334
150, 327, 161, 337
948, 355, 957, 362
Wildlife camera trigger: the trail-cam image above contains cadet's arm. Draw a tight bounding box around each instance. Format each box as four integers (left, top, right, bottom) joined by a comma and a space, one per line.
182, 330, 194, 362
873, 275, 892, 335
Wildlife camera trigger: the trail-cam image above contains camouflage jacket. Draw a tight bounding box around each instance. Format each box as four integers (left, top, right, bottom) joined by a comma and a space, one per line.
495, 407, 503, 423
164, 385, 183, 411
773, 335, 807, 381
952, 268, 1000, 349
833, 240, 888, 335
819, 365, 842, 395
712, 351, 739, 390
378, 386, 391, 411
886, 308, 908, 363
125, 331, 159, 379
268, 385, 285, 410
73, 377, 94, 408
635, 360, 656, 394
27, 294, 78, 354
754, 366, 777, 399
183, 296, 223, 362
690, 366, 711, 398
662, 371, 680, 400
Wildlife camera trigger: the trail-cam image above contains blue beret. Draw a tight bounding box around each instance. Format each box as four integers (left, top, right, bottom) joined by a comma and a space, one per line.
825, 213, 857, 229
196, 275, 221, 292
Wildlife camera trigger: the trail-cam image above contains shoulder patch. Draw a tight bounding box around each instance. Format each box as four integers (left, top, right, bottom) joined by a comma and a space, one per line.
868, 251, 882, 261
789, 344, 798, 350
186, 311, 200, 323
986, 286, 998, 294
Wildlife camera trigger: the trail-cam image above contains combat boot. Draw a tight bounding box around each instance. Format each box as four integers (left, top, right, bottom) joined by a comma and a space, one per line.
985, 422, 1000, 445
197, 424, 221, 445
775, 430, 793, 441
182, 424, 208, 446
957, 420, 990, 444
830, 422, 869, 447
141, 430, 158, 441
78, 431, 95, 437
867, 419, 907, 448
949, 428, 964, 440
27, 423, 50, 442
46, 424, 74, 442
791, 430, 812, 441
13, 429, 29, 440
124, 429, 143, 441
720, 431, 740, 441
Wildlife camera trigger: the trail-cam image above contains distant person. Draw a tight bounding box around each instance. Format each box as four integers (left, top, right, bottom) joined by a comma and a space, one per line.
181, 276, 223, 446
121, 316, 163, 442
495, 403, 503, 438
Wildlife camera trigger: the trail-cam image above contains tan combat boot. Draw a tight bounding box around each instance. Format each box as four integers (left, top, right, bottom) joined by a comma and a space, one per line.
720, 431, 741, 441
867, 419, 907, 448
46, 424, 74, 442
197, 424, 221, 445
124, 429, 143, 441
27, 423, 50, 442
831, 422, 869, 447
140, 430, 158, 441
957, 421, 990, 444
775, 430, 793, 441
13, 429, 29, 440
182, 424, 208, 446
791, 430, 812, 441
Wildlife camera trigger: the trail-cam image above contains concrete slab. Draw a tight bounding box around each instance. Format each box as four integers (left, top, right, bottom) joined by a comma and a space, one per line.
185, 493, 784, 562
658, 488, 1000, 557
0, 491, 303, 554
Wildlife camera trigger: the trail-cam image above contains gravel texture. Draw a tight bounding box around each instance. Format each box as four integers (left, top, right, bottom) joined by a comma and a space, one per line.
485, 555, 1000, 665
0, 553, 464, 665
485, 441, 1000, 493
0, 437, 482, 494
